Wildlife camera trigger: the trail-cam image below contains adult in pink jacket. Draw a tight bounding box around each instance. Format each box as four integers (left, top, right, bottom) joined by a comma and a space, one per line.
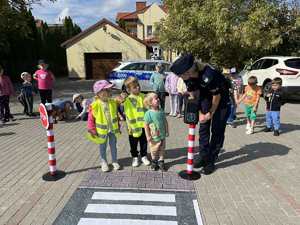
33, 60, 55, 104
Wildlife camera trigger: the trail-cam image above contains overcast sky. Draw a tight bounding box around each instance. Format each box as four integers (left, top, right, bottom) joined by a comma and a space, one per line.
31, 0, 161, 29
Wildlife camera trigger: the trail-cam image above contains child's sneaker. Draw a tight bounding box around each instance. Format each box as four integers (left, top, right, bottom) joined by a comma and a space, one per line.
101, 161, 109, 172
273, 130, 280, 136
151, 160, 159, 171
141, 156, 151, 166
158, 160, 167, 171
132, 157, 139, 167
246, 123, 251, 130
112, 162, 121, 170
246, 127, 254, 135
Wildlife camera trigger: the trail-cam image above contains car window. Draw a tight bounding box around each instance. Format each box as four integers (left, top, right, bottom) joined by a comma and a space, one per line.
144, 63, 156, 71
121, 63, 145, 71
251, 60, 264, 70
285, 58, 300, 69
260, 59, 278, 69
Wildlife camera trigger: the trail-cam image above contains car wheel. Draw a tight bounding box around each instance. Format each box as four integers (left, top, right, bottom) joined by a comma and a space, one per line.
263, 81, 272, 97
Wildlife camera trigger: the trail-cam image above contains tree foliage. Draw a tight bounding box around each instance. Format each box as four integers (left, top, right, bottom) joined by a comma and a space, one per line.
0, 0, 81, 80
158, 0, 300, 68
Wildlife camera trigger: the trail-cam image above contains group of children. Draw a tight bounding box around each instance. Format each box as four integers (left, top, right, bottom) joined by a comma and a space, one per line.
238, 76, 283, 136
87, 76, 169, 172
0, 60, 55, 124
150, 63, 187, 118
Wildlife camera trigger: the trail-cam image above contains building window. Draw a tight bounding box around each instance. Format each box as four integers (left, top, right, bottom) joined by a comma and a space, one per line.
147, 25, 152, 37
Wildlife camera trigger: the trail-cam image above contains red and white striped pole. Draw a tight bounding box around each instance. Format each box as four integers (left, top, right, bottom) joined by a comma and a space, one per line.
46, 103, 56, 175
179, 123, 201, 180
187, 124, 196, 174
42, 103, 65, 181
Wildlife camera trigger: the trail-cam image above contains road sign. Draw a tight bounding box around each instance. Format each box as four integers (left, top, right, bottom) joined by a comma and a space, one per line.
39, 103, 49, 129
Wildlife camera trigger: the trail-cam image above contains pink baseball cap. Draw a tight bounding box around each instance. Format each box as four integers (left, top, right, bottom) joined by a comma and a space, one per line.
93, 80, 114, 94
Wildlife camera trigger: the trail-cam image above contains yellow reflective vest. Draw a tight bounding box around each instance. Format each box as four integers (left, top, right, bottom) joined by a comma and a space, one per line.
124, 93, 145, 138
91, 98, 120, 144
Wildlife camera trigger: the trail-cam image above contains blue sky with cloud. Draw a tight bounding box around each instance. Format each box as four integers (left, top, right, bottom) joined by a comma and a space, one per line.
31, 0, 161, 29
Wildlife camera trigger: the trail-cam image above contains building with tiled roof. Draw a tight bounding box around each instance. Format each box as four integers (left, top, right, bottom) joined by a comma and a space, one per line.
61, 2, 175, 79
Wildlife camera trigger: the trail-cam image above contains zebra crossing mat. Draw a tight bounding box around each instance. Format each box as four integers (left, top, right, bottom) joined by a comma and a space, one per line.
53, 188, 204, 225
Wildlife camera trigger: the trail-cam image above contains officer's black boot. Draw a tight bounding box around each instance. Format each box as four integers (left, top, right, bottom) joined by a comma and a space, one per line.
194, 155, 208, 168
203, 162, 215, 175
203, 155, 216, 175
158, 160, 167, 172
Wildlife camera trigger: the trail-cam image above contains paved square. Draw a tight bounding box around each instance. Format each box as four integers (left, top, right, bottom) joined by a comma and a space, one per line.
0, 78, 299, 225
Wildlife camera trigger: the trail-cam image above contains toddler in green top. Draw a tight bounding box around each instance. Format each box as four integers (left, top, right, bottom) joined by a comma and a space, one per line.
144, 92, 169, 171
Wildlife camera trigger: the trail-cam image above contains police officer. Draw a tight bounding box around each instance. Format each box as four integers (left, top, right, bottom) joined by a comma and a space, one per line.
170, 54, 230, 174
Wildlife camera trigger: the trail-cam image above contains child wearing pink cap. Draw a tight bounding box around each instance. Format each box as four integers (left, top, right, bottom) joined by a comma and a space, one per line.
87, 80, 122, 172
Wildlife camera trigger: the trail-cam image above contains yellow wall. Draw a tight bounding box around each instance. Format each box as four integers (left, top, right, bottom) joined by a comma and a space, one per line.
137, 3, 167, 40
66, 24, 148, 79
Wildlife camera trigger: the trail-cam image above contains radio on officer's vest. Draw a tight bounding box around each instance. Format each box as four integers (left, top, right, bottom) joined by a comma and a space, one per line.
184, 97, 199, 125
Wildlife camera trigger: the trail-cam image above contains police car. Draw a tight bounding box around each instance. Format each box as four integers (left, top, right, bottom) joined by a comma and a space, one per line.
108, 60, 171, 92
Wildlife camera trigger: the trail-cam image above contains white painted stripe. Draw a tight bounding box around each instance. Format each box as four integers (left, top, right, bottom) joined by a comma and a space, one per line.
48, 154, 56, 160
47, 130, 54, 136
49, 165, 56, 172
78, 218, 177, 225
187, 164, 193, 171
188, 153, 194, 159
189, 128, 195, 135
84, 204, 177, 216
188, 141, 194, 147
92, 192, 175, 202
48, 142, 55, 148
193, 200, 204, 225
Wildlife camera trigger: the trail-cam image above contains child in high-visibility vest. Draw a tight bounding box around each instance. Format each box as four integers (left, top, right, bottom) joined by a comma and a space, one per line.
123, 76, 151, 167
87, 80, 121, 172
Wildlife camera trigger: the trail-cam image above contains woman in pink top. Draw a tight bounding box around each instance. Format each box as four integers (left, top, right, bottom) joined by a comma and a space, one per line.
0, 65, 15, 123
33, 59, 55, 104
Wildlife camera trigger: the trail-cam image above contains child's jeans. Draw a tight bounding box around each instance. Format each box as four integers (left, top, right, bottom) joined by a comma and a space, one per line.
227, 103, 236, 124
99, 132, 117, 163
169, 94, 178, 115
266, 111, 280, 130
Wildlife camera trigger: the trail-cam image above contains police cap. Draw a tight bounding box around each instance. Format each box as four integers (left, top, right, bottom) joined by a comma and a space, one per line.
170, 54, 194, 75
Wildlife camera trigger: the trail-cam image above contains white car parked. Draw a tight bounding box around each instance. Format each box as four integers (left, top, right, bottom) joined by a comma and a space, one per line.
240, 56, 300, 101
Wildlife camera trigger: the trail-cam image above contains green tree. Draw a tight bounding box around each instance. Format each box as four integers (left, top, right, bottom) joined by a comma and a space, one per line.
158, 0, 300, 68
0, 0, 81, 80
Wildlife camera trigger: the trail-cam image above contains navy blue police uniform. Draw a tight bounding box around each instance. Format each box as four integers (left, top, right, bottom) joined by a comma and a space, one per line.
170, 54, 230, 174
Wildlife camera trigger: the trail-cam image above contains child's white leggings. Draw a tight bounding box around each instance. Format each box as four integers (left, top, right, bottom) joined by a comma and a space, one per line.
169, 94, 178, 115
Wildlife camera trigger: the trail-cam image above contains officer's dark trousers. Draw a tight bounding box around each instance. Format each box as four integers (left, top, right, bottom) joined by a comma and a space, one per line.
199, 106, 229, 163
129, 128, 148, 158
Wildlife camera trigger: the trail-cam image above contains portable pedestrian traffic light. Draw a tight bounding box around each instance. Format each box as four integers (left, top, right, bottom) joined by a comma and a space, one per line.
184, 98, 199, 125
